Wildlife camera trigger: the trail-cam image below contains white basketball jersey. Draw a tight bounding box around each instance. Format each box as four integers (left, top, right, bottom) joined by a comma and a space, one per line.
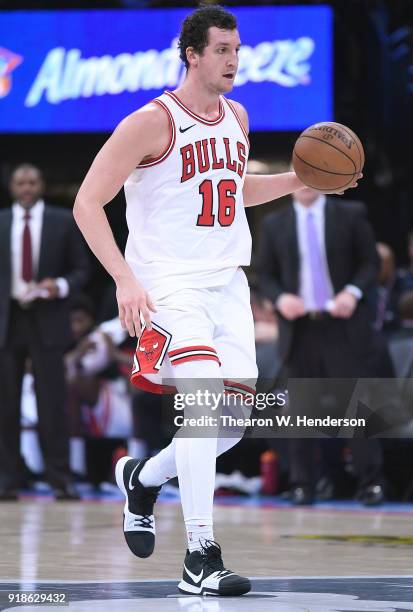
124, 91, 252, 299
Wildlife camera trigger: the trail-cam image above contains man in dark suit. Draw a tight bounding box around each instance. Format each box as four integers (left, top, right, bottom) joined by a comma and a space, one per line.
0, 164, 90, 500
258, 184, 386, 506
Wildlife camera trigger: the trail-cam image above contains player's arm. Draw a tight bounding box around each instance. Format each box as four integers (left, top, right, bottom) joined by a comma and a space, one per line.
229, 100, 304, 207
243, 172, 304, 207
73, 104, 170, 337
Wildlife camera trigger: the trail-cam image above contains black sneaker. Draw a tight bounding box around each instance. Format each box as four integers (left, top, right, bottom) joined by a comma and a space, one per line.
115, 456, 161, 558
178, 540, 251, 596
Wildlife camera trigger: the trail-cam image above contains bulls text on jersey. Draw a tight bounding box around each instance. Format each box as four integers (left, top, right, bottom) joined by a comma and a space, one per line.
180, 138, 247, 183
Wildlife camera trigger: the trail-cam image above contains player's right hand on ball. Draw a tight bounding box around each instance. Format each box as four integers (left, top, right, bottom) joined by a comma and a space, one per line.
333, 172, 363, 195
116, 275, 157, 337
276, 293, 306, 320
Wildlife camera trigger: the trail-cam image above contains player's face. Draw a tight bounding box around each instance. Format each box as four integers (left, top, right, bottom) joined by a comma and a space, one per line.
198, 27, 240, 93
10, 168, 44, 208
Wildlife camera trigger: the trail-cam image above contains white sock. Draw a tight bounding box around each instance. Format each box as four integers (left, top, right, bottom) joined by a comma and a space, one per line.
138, 440, 177, 487
176, 434, 218, 551
173, 360, 225, 552
186, 519, 214, 553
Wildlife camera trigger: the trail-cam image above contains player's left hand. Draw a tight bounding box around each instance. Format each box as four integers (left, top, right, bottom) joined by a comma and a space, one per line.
333, 173, 363, 196
330, 290, 357, 318
36, 278, 59, 299
116, 274, 157, 337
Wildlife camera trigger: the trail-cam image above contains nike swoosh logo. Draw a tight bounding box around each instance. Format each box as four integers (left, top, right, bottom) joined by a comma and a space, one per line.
128, 461, 141, 491
179, 124, 196, 133
184, 563, 204, 584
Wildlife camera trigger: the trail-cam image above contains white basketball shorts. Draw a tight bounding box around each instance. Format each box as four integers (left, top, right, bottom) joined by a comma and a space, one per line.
130, 268, 257, 396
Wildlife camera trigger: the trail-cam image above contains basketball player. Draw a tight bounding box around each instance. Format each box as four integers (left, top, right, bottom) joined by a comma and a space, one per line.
74, 5, 360, 596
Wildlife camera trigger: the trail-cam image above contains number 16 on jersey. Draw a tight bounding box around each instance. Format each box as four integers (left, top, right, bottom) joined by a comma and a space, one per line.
197, 179, 237, 227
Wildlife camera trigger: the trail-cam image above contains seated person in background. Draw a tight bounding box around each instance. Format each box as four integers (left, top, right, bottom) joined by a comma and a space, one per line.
397, 231, 413, 294
66, 295, 99, 380
67, 295, 166, 475
372, 243, 401, 336
389, 292, 413, 380
66, 295, 133, 486
371, 241, 413, 337
392, 292, 413, 342
250, 287, 281, 383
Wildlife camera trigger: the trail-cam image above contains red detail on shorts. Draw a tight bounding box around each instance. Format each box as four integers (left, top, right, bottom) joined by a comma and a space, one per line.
224, 379, 256, 396
170, 354, 221, 366
130, 373, 176, 395
168, 345, 221, 367
169, 345, 217, 358
134, 327, 169, 374
131, 323, 172, 392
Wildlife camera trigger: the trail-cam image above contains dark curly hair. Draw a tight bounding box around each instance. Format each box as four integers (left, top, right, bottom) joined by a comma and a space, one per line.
178, 5, 237, 70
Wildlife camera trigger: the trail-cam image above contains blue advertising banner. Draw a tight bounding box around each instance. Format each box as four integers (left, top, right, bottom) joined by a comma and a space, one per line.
0, 6, 332, 133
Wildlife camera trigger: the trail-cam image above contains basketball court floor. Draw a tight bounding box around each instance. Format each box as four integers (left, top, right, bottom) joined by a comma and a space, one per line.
1, 488, 413, 611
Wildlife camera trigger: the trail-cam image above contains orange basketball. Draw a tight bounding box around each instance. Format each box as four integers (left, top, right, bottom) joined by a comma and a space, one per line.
292, 121, 365, 194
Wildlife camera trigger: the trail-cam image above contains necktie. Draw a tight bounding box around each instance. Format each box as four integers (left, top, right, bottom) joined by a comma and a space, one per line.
22, 211, 33, 283
306, 211, 330, 309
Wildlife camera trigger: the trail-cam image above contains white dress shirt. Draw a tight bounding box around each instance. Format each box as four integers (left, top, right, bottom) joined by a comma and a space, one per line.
293, 195, 362, 311
11, 200, 69, 301
293, 195, 334, 311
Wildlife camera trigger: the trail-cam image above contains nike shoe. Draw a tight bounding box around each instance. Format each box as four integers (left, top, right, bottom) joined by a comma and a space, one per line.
178, 540, 251, 596
115, 456, 161, 558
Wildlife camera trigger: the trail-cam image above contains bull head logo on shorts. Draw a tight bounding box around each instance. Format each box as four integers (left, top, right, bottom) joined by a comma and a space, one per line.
139, 342, 159, 358
131, 324, 172, 377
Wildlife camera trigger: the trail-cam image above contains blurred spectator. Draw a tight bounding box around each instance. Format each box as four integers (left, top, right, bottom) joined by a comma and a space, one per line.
370, 242, 400, 335
387, 293, 413, 491
66, 296, 134, 487
389, 292, 413, 389
66, 294, 99, 478
251, 289, 278, 344
258, 185, 386, 506
250, 288, 281, 383
395, 292, 413, 341
370, 240, 413, 336
397, 231, 413, 294
0, 164, 89, 500
67, 293, 168, 482
66, 294, 111, 383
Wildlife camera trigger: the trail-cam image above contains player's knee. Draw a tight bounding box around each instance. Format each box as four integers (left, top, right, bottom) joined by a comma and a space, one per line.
173, 359, 224, 396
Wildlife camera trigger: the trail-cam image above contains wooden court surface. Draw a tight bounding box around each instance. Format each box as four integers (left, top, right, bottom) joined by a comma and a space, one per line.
1, 499, 412, 582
